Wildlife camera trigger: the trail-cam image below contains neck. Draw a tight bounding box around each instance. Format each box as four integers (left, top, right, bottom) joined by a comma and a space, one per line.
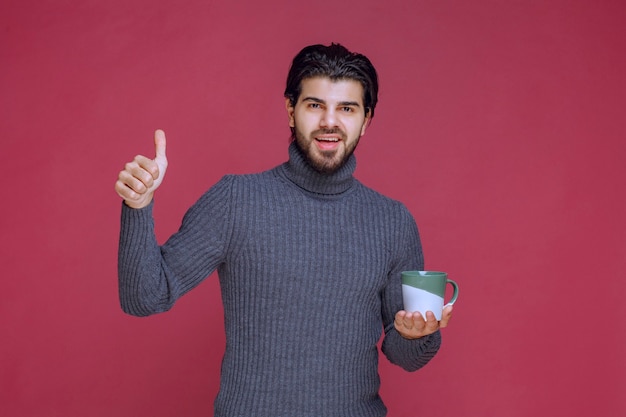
278, 142, 356, 195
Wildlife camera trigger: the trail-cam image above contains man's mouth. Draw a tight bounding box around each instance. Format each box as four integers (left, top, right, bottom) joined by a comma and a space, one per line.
315, 135, 341, 151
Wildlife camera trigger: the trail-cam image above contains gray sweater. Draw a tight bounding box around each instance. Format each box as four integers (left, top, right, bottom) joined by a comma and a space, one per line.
118, 142, 441, 416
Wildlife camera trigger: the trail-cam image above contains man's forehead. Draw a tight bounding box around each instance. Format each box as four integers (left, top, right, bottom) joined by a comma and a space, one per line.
299, 77, 364, 103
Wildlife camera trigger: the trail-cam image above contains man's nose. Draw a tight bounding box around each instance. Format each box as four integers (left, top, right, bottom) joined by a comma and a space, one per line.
320, 108, 337, 128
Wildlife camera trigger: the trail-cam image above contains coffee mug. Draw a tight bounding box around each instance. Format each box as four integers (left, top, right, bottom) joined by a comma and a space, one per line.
401, 271, 459, 320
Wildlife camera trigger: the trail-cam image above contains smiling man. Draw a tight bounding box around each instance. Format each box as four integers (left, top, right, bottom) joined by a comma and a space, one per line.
287, 76, 369, 174
115, 43, 452, 417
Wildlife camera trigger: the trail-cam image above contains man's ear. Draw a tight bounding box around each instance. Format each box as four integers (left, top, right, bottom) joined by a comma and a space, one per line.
285, 98, 295, 128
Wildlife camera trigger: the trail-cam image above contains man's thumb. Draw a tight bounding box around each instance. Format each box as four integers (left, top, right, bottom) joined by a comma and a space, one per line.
154, 129, 167, 161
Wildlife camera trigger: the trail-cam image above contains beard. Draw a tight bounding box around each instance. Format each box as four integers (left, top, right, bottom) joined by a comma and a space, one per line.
292, 126, 361, 175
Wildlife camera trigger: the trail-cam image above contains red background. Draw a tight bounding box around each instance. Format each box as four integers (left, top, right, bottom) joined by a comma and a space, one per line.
2, 1, 625, 416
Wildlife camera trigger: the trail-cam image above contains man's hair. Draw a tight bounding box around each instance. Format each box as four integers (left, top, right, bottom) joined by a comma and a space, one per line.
284, 43, 379, 119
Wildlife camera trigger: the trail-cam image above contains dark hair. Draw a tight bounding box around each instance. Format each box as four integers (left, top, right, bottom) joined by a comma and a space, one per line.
284, 43, 379, 119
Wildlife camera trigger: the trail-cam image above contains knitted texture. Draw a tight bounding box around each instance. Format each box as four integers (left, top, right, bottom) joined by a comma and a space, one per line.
118, 142, 441, 416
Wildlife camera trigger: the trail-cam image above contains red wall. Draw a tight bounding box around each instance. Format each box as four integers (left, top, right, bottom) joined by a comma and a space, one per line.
2, 1, 625, 416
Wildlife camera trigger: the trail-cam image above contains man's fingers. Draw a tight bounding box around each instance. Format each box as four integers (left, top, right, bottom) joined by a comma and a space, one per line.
394, 311, 406, 326
395, 308, 453, 339
398, 311, 426, 331
130, 155, 160, 180
126, 157, 158, 183
119, 168, 149, 193
154, 129, 167, 162
114, 130, 166, 210
423, 311, 439, 332
412, 312, 427, 332
115, 175, 144, 201
439, 305, 454, 328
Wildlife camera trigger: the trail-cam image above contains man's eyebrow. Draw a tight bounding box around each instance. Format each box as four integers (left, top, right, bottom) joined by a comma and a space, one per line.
302, 97, 362, 107
302, 96, 325, 104
338, 100, 362, 107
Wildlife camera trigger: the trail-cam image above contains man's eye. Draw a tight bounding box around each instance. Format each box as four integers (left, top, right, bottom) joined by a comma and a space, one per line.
308, 103, 321, 109
341, 107, 354, 112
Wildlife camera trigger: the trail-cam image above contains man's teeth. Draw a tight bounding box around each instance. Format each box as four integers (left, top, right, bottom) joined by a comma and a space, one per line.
317, 137, 339, 142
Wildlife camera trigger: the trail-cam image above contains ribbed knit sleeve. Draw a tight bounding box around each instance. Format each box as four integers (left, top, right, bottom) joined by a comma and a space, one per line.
380, 203, 442, 371
118, 176, 234, 316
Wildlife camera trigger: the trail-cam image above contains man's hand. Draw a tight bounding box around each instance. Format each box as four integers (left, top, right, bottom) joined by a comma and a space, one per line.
115, 129, 168, 209
394, 305, 453, 339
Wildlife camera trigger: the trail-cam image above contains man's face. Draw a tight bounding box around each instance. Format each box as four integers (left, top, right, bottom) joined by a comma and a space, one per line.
286, 77, 370, 174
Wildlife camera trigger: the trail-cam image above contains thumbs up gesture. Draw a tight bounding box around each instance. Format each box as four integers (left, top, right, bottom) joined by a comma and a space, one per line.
115, 130, 169, 209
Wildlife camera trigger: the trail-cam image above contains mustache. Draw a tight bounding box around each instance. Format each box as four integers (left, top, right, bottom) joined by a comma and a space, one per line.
312, 128, 346, 137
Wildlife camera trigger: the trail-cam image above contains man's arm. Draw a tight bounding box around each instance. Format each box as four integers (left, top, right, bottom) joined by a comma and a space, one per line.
114, 130, 174, 316
114, 131, 232, 316
380, 205, 452, 371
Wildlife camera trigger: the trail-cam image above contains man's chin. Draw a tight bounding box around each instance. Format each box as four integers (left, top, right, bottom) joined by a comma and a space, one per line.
294, 138, 350, 174
309, 154, 346, 174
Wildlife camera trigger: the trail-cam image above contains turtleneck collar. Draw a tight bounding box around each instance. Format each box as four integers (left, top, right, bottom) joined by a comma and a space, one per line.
276, 142, 357, 196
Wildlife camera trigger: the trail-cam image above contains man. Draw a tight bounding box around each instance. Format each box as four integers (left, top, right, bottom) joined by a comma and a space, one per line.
115, 43, 453, 417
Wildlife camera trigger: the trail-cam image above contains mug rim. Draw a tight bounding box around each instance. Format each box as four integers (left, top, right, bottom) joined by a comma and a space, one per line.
402, 270, 447, 277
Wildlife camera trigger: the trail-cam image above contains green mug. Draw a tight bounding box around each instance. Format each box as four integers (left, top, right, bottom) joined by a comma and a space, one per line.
401, 271, 459, 320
